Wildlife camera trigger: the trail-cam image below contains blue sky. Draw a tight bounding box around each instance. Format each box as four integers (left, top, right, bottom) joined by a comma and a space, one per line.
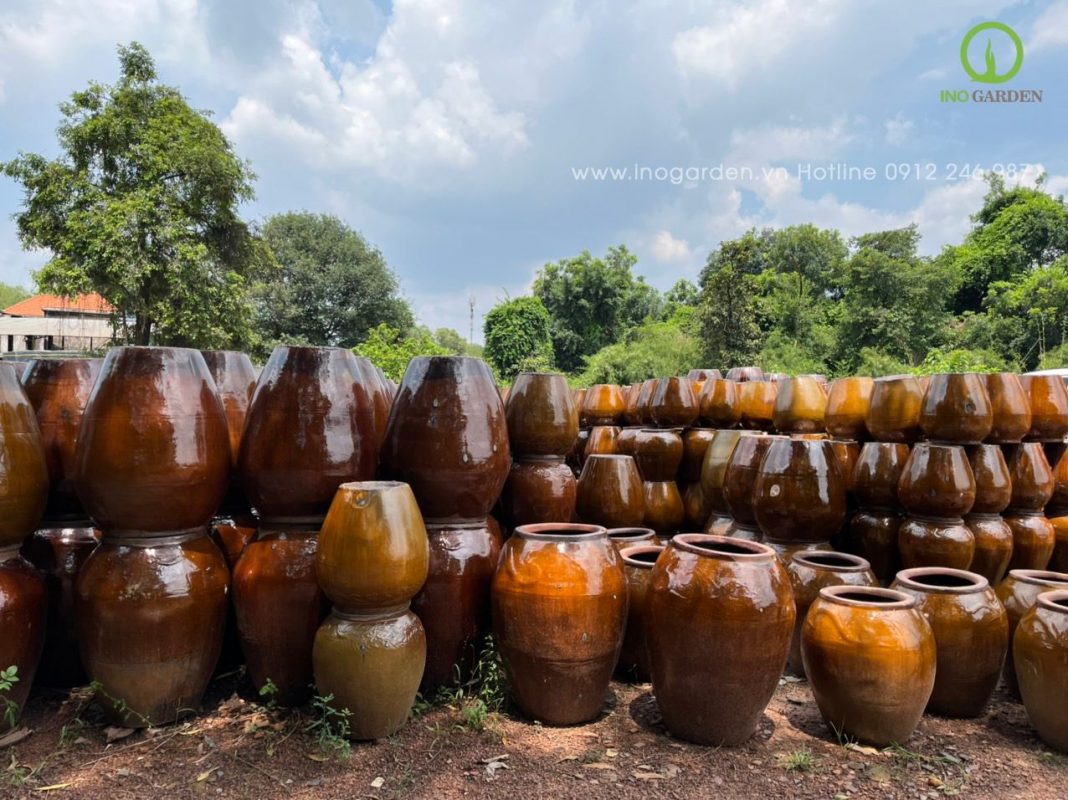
1, 0, 1066, 341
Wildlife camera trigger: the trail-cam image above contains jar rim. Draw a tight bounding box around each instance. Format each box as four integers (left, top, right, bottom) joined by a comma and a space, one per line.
619, 544, 664, 569
1035, 590, 1068, 614
606, 527, 656, 541
894, 567, 988, 594
1007, 569, 1068, 588
671, 533, 775, 561
818, 585, 916, 609
514, 523, 606, 542
791, 551, 872, 573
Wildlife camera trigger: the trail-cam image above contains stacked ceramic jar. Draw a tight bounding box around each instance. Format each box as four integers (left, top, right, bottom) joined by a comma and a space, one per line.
635, 377, 698, 540
576, 383, 645, 532
580, 384, 624, 463
1048, 443, 1068, 572
695, 376, 742, 535
825, 375, 874, 542
379, 356, 511, 691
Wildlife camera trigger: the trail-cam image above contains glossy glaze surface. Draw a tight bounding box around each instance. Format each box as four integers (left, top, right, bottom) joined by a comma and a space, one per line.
1004, 511, 1055, 572
0, 548, 46, 729
632, 428, 683, 481
501, 458, 577, 527
967, 444, 1013, 514
1005, 443, 1055, 511
698, 379, 740, 428
853, 442, 911, 509
825, 377, 873, 440
772, 377, 827, 434
682, 481, 711, 529
0, 365, 49, 546
576, 455, 645, 528
581, 384, 625, 426
984, 373, 1032, 443
505, 373, 578, 456
617, 545, 663, 681
723, 434, 782, 527
698, 429, 745, 514
897, 443, 976, 518
649, 377, 698, 428
846, 511, 902, 582
1014, 590, 1068, 752
919, 373, 993, 444
585, 425, 619, 457
607, 528, 657, 550
753, 439, 847, 543
641, 480, 685, 536
866, 376, 924, 443
899, 515, 975, 570
736, 381, 777, 431
827, 439, 860, 496
199, 350, 257, 466
680, 428, 716, 483
1020, 375, 1068, 442
996, 568, 1068, 698
353, 356, 393, 449
1050, 514, 1068, 573
964, 513, 1014, 585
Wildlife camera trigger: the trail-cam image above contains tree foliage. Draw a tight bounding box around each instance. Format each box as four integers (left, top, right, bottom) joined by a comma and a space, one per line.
483, 296, 554, 381
578, 309, 702, 385
695, 264, 762, 368
352, 323, 449, 382
0, 283, 29, 310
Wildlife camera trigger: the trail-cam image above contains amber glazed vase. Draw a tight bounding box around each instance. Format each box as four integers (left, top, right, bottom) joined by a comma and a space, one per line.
919, 373, 993, 444
0, 546, 46, 730
576, 454, 645, 528
0, 364, 49, 547
723, 434, 781, 530
964, 513, 1014, 585
199, 350, 257, 467
500, 458, 576, 527
897, 443, 976, 519
698, 429, 745, 515
772, 376, 827, 434
581, 384, 625, 427
1015, 590, 1068, 752
506, 372, 578, 456
866, 375, 924, 443
649, 377, 699, 428
753, 438, 846, 544
996, 569, 1068, 699
983, 373, 1031, 443
898, 515, 975, 570
825, 377, 873, 440
616, 544, 664, 681
1020, 375, 1068, 442
699, 379, 740, 428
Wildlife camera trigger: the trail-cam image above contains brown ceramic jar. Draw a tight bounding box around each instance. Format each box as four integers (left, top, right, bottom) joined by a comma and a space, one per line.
633, 380, 656, 425
891, 568, 1007, 717
723, 434, 782, 529
616, 544, 663, 681
964, 513, 1014, 585
1050, 446, 1068, 510
866, 375, 924, 443
353, 356, 393, 449
582, 384, 625, 426
772, 377, 827, 434
827, 439, 861, 496
853, 442, 911, 509
919, 373, 993, 444
1051, 514, 1068, 573
571, 388, 587, 422
847, 511, 902, 582
699, 379, 740, 428
897, 443, 976, 518
576, 455, 645, 528
699, 429, 745, 514
1020, 374, 1068, 442
1005, 443, 1055, 511
688, 369, 723, 382
199, 350, 257, 466
501, 458, 576, 527
585, 425, 619, 457
492, 524, 626, 725
621, 383, 643, 426
649, 377, 699, 428
642, 481, 685, 537
0, 365, 49, 547
984, 373, 1032, 443
967, 444, 1012, 514
614, 426, 639, 458
1004, 511, 1055, 571
682, 481, 711, 529
632, 428, 683, 481
802, 586, 935, 746
646, 535, 794, 745
825, 377, 874, 440
0, 547, 46, 729
899, 515, 975, 570
1014, 590, 1068, 752
680, 428, 717, 482
736, 381, 777, 431
506, 373, 578, 456
998, 569, 1068, 699
753, 438, 847, 544
607, 528, 657, 550
726, 366, 764, 382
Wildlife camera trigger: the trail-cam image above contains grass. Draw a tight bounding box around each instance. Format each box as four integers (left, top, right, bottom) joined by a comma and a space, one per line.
886, 743, 969, 795
776, 746, 819, 772
413, 636, 509, 733
305, 692, 352, 760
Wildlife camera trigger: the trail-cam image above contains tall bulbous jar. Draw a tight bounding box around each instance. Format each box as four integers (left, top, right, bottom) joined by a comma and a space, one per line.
772, 376, 827, 434
753, 438, 846, 545
492, 524, 626, 725
853, 442, 911, 509
576, 454, 645, 528
699, 429, 745, 515
0, 364, 49, 548
1004, 511, 1055, 572
698, 379, 740, 428
996, 569, 1068, 698
585, 425, 619, 456
847, 511, 903, 583
313, 482, 429, 740
649, 377, 698, 428
919, 373, 993, 444
75, 532, 229, 726
898, 516, 975, 570
825, 377, 874, 440
646, 535, 794, 745
964, 514, 1014, 585
827, 439, 860, 497
984, 373, 1031, 443
0, 547, 46, 731
866, 375, 924, 443
1005, 443, 1055, 511
736, 380, 776, 431
500, 459, 576, 526
891, 568, 1007, 718
1020, 374, 1068, 442
353, 356, 393, 449
642, 480, 685, 538
632, 380, 656, 425
897, 443, 976, 519
581, 384, 625, 427
1014, 589, 1068, 752
632, 428, 683, 481
616, 544, 664, 681
723, 434, 781, 533
802, 586, 936, 747
967, 444, 1012, 514
621, 383, 642, 426
505, 373, 578, 456
680, 429, 717, 483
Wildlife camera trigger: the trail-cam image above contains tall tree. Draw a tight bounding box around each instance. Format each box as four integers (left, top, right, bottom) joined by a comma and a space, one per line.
2, 42, 268, 347
0, 282, 29, 310
483, 296, 554, 380
695, 264, 762, 368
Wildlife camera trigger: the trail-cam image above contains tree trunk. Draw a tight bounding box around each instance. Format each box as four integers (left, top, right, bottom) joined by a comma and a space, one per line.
133, 314, 153, 345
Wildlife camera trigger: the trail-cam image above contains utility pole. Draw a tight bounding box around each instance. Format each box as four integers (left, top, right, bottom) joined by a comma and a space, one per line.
468, 295, 476, 343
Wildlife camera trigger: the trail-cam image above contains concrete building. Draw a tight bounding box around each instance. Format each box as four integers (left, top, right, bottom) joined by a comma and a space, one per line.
0, 293, 115, 355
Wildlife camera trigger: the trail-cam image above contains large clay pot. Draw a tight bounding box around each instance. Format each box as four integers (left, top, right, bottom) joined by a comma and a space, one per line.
501, 458, 576, 526
726, 366, 764, 382
607, 528, 657, 549
846, 511, 902, 582
0, 365, 49, 547
571, 388, 587, 421
699, 379, 740, 428
891, 568, 1007, 717
211, 514, 257, 570
967, 444, 1012, 514
1005, 511, 1055, 572
1051, 514, 1068, 573
20, 358, 102, 520
0, 547, 46, 730
199, 350, 257, 466
853, 442, 911, 509
803, 586, 935, 746
506, 373, 578, 456
232, 527, 327, 705
240, 347, 378, 523
723, 434, 782, 529
699, 429, 745, 514
649, 377, 698, 428
617, 544, 663, 681
772, 377, 827, 434
687, 369, 722, 382
753, 438, 846, 544
582, 384, 625, 427
680, 428, 717, 482
964, 513, 1014, 585
736, 381, 776, 431
996, 568, 1068, 698
353, 356, 393, 449
633, 380, 656, 426
576, 455, 644, 528
614, 426, 639, 458
492, 523, 626, 725
1050, 447, 1068, 511
632, 428, 683, 481
585, 425, 619, 457
827, 439, 861, 496
76, 532, 228, 726
412, 520, 502, 689
866, 375, 924, 443
897, 443, 976, 518
621, 383, 643, 426
984, 373, 1032, 444
646, 535, 794, 745
73, 347, 229, 535
1015, 589, 1068, 751
1005, 443, 1055, 511
825, 377, 874, 440
381, 357, 510, 522
641, 481, 685, 536
682, 481, 711, 529
899, 515, 975, 570
1020, 374, 1068, 442
786, 552, 876, 676
920, 373, 993, 444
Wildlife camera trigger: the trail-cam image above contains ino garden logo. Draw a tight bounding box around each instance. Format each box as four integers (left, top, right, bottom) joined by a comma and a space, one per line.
940, 21, 1042, 104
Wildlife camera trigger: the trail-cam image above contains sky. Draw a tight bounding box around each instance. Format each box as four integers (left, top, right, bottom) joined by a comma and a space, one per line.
1, 0, 1066, 342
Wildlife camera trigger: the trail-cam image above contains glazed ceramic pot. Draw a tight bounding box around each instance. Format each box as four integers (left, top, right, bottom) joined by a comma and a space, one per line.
582, 384, 625, 426
232, 526, 327, 705
919, 373, 993, 444
897, 443, 976, 518
1015, 589, 1068, 751
866, 375, 924, 443
211, 514, 257, 570
616, 544, 663, 681
585, 425, 619, 457
846, 511, 902, 583
353, 356, 393, 449
1020, 374, 1068, 442
641, 481, 685, 536
633, 380, 656, 425
74, 347, 230, 535
698, 379, 740, 428
614, 426, 640, 458
984, 373, 1032, 444
568, 429, 589, 473
572, 388, 587, 422
1050, 447, 1068, 510
1005, 443, 1055, 511
506, 373, 578, 456
699, 429, 745, 514
501, 458, 576, 526
682, 482, 711, 529
20, 358, 102, 520
0, 365, 49, 547
802, 586, 935, 746
576, 455, 644, 528
688, 369, 722, 382
772, 377, 827, 434
899, 515, 975, 570
0, 547, 46, 729
646, 535, 794, 746
726, 366, 764, 382
607, 528, 657, 550
621, 383, 643, 426
723, 434, 782, 528
1004, 511, 1055, 572
412, 519, 502, 689
827, 439, 861, 496
785, 552, 876, 676
680, 428, 717, 482
20, 525, 98, 687
964, 514, 1014, 585
76, 531, 228, 726
825, 377, 874, 440
492, 524, 626, 725
1051, 514, 1068, 573
853, 442, 911, 509
199, 350, 257, 467
891, 568, 1007, 717
649, 377, 698, 428
996, 568, 1068, 698
753, 439, 847, 544
736, 381, 777, 431
632, 428, 683, 481
967, 444, 1012, 514
381, 357, 510, 522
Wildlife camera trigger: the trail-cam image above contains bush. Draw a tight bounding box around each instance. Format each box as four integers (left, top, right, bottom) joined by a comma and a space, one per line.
483, 297, 554, 381
353, 324, 450, 381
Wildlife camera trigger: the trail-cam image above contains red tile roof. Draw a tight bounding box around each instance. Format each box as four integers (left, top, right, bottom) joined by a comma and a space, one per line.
2, 293, 113, 317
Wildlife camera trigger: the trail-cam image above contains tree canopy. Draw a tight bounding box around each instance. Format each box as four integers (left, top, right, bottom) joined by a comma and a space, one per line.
483, 296, 554, 381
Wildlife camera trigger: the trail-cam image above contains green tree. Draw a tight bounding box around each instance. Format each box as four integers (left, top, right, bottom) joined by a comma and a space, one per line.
695, 264, 762, 368
352, 323, 449, 382
578, 310, 702, 385
1, 42, 268, 347
699, 228, 775, 283
0, 282, 29, 310
254, 212, 411, 353
433, 327, 467, 355
483, 296, 554, 381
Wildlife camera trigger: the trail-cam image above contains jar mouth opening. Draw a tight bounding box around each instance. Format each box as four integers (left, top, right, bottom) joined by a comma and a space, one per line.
337, 480, 407, 492
820, 585, 915, 609
514, 523, 606, 542
1037, 591, 1068, 613
792, 552, 871, 572
895, 567, 988, 593
606, 527, 656, 542
672, 533, 774, 561
1009, 569, 1068, 588
620, 545, 664, 568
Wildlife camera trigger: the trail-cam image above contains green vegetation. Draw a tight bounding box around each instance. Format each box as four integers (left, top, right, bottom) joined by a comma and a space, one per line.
1, 665, 20, 729
483, 296, 554, 380
353, 323, 451, 382
0, 283, 29, 310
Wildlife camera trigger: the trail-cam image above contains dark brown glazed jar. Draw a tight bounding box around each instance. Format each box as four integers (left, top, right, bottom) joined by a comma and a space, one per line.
853, 442, 911, 509
380, 357, 510, 522
680, 428, 717, 482
491, 524, 626, 725
1050, 446, 1068, 510
585, 425, 620, 457
506, 373, 578, 456
617, 544, 664, 681
76, 531, 229, 726
576, 454, 644, 528
232, 526, 327, 705
1004, 511, 1055, 572
211, 514, 257, 570
753, 438, 847, 544
633, 380, 656, 426
20, 358, 102, 520
1051, 513, 1068, 573
825, 377, 874, 440
0, 547, 46, 730
723, 434, 782, 527
682, 481, 711, 529
632, 428, 683, 481
688, 369, 723, 382
984, 373, 1032, 443
352, 356, 393, 449
967, 444, 1012, 514
802, 586, 935, 746
964, 513, 1014, 585
501, 458, 576, 527
786, 552, 876, 676
891, 568, 1007, 718
641, 481, 685, 536
621, 383, 643, 426
827, 439, 861, 496
897, 443, 976, 518
1014, 590, 1068, 751
646, 535, 795, 745
698, 429, 745, 514
412, 519, 502, 689
772, 376, 827, 434
607, 527, 657, 550
614, 426, 640, 458
649, 377, 698, 428
698, 379, 739, 429
845, 511, 902, 582
1020, 374, 1068, 442
1004, 442, 1055, 511
0, 364, 49, 547
581, 384, 625, 426
866, 375, 924, 443
997, 568, 1068, 698
919, 373, 993, 444
726, 366, 764, 382
74, 347, 230, 535
199, 350, 257, 467
899, 515, 975, 570
736, 381, 777, 431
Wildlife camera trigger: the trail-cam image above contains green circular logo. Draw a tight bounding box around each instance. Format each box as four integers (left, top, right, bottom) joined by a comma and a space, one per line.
960, 22, 1024, 84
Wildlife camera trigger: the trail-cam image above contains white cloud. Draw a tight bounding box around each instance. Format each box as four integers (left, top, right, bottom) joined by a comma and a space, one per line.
884, 113, 914, 146
650, 230, 693, 263
1030, 0, 1068, 51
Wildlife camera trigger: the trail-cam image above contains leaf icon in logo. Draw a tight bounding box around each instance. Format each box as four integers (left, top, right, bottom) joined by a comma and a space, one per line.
983, 39, 997, 81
